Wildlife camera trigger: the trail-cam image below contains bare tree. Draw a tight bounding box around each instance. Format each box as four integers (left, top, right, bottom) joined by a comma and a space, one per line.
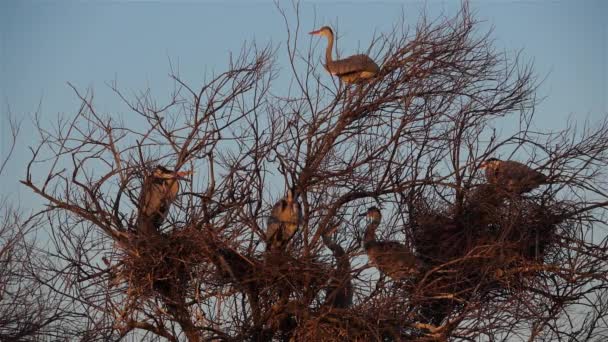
19, 3, 608, 341
0, 117, 84, 341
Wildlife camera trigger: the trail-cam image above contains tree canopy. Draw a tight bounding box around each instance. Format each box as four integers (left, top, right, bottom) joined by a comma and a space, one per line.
8, 3, 608, 341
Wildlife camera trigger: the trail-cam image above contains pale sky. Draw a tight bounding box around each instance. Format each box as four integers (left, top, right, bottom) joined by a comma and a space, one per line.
1, 0, 606, 209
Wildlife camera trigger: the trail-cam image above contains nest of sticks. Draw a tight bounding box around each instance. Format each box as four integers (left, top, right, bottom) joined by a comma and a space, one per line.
410, 184, 562, 324
112, 229, 206, 303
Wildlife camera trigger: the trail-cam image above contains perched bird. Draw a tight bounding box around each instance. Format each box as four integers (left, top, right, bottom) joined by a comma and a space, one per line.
361, 207, 419, 280
321, 224, 353, 309
480, 158, 548, 194
266, 189, 303, 252
138, 165, 192, 234
309, 26, 380, 84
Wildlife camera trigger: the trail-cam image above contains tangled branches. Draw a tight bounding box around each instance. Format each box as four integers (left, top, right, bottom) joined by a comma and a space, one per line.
19, 3, 608, 341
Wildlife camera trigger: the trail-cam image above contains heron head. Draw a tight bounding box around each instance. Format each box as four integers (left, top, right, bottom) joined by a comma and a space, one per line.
359, 206, 382, 221
152, 165, 192, 180
480, 157, 501, 170
285, 189, 302, 217
309, 26, 334, 38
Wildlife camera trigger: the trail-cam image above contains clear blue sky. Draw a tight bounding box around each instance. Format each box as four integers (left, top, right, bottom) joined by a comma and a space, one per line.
1, 0, 606, 208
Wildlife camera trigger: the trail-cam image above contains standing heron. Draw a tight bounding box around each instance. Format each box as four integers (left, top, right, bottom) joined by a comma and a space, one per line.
309, 26, 380, 84
480, 158, 548, 194
321, 224, 353, 309
361, 207, 418, 280
266, 189, 303, 252
138, 165, 192, 234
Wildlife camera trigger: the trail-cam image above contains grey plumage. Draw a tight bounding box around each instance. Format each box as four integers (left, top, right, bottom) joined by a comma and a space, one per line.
138, 166, 191, 234
481, 158, 548, 194
362, 207, 419, 280
309, 26, 380, 84
266, 189, 303, 251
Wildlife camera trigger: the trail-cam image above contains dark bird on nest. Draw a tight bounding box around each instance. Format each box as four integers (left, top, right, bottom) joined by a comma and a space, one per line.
480, 158, 548, 194
321, 224, 353, 309
266, 188, 303, 252
361, 207, 419, 280
138, 165, 192, 235
309, 26, 380, 84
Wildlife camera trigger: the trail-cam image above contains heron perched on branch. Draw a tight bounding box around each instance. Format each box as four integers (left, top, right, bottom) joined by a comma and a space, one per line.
138, 165, 192, 235
480, 158, 548, 194
309, 26, 380, 84
266, 189, 303, 252
321, 224, 353, 309
361, 207, 419, 280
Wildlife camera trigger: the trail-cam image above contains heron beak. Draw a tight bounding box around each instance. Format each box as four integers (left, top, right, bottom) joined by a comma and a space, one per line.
309, 29, 321, 35
358, 213, 367, 217
176, 170, 193, 180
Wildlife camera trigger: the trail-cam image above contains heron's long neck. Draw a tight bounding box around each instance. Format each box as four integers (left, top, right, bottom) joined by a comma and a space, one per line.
364, 218, 380, 248
323, 234, 345, 258
325, 33, 334, 66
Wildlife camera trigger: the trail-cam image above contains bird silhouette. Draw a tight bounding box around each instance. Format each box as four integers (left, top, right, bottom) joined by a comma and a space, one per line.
138, 165, 191, 235
361, 207, 419, 280
321, 224, 353, 309
480, 158, 548, 194
309, 26, 380, 84
266, 189, 303, 252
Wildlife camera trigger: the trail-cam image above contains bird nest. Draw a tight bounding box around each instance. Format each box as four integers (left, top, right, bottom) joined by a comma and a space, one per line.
262, 251, 329, 288
116, 229, 206, 301
291, 301, 418, 341
292, 312, 383, 341
410, 184, 562, 322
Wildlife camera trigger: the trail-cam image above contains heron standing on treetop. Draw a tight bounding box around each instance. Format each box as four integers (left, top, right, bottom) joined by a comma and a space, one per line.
309, 26, 380, 84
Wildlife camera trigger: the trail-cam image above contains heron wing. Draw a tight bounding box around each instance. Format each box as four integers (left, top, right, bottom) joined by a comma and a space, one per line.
331, 54, 380, 76
502, 161, 535, 179
370, 241, 417, 269
266, 217, 281, 240
267, 198, 301, 250
141, 181, 165, 216
266, 219, 298, 250
379, 240, 410, 252
501, 161, 547, 192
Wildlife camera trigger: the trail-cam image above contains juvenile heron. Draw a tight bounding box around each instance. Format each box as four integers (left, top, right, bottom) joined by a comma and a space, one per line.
321, 224, 353, 309
138, 165, 191, 234
266, 189, 303, 252
480, 158, 548, 194
309, 26, 380, 84
361, 207, 418, 280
